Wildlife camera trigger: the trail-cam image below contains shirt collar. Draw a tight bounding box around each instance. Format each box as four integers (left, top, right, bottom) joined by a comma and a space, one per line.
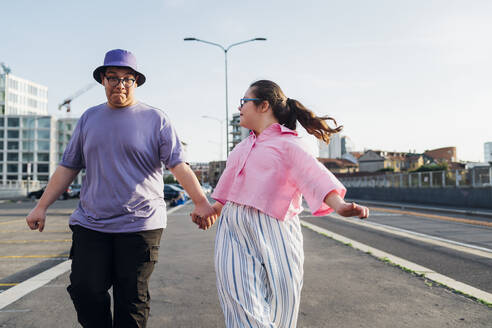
249, 123, 298, 138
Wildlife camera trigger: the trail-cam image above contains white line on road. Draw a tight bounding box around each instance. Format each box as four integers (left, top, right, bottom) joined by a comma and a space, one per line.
324, 214, 492, 259
0, 202, 189, 310
301, 220, 492, 305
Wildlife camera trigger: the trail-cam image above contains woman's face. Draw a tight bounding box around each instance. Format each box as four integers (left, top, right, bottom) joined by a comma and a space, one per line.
238, 87, 259, 130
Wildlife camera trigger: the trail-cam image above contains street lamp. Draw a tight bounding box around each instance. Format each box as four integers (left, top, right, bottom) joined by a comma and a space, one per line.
202, 115, 224, 161
184, 37, 267, 157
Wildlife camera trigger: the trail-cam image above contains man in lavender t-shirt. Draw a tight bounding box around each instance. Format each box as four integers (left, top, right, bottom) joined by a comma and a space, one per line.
26, 49, 216, 327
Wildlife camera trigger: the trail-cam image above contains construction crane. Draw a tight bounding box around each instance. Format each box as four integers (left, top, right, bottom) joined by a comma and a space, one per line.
0, 62, 11, 74
58, 83, 97, 113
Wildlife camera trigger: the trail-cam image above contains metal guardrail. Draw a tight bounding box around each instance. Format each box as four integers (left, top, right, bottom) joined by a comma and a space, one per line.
340, 168, 492, 188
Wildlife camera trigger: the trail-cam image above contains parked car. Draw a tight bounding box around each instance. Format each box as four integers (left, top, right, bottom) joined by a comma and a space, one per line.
28, 186, 70, 200
68, 184, 82, 198
164, 184, 188, 206
201, 183, 213, 194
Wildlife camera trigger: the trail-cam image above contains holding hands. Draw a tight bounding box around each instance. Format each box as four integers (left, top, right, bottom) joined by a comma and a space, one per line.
190, 201, 223, 230
190, 201, 219, 230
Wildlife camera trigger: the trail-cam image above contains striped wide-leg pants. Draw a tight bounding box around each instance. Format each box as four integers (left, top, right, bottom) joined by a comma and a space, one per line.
215, 202, 304, 328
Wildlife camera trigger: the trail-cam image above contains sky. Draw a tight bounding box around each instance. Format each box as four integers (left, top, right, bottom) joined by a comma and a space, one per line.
2, 0, 491, 163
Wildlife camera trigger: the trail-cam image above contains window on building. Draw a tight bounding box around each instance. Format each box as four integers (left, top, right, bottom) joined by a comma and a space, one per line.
0, 105, 4, 115
38, 118, 50, 129
37, 153, 49, 161
7, 175, 18, 180
28, 98, 37, 108
8, 79, 18, 90
0, 129, 3, 139
7, 164, 18, 173
0, 165, 2, 173
7, 141, 19, 150
8, 93, 18, 103
22, 117, 34, 127
22, 130, 35, 139
7, 117, 19, 127
38, 130, 50, 139
0, 141, 3, 150
0, 117, 3, 127
37, 164, 49, 173
28, 85, 38, 96
22, 152, 33, 162
0, 91, 4, 101
37, 140, 49, 151
7, 130, 19, 139
22, 141, 34, 151
0, 153, 2, 161
38, 175, 49, 181
7, 153, 18, 161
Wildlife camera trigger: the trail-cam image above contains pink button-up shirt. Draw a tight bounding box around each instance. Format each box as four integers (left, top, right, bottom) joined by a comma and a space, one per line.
212, 123, 346, 221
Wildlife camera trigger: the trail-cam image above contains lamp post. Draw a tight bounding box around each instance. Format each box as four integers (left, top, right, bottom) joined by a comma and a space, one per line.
184, 37, 267, 157
202, 115, 224, 161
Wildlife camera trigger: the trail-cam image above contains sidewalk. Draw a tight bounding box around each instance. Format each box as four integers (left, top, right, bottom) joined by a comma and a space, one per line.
0, 203, 491, 327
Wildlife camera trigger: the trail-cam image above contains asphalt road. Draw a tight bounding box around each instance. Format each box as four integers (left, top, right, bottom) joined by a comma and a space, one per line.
301, 210, 492, 294
0, 201, 491, 327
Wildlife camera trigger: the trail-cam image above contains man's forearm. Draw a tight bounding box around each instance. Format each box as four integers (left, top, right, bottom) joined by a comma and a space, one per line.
37, 165, 80, 210
169, 162, 208, 205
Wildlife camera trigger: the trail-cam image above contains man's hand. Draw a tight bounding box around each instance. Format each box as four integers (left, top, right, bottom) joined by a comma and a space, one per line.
26, 206, 47, 232
336, 202, 369, 219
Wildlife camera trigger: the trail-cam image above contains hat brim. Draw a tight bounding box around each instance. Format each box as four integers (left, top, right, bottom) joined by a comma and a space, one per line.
93, 65, 146, 87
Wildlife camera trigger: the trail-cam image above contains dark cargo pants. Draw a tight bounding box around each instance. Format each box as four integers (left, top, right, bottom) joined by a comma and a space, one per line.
67, 225, 163, 328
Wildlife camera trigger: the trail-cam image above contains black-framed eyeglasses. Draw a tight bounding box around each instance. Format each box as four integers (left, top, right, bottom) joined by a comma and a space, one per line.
105, 76, 136, 87
240, 98, 260, 108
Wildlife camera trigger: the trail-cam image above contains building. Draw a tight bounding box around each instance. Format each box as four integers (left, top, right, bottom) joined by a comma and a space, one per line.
318, 133, 341, 158
341, 135, 354, 155
208, 160, 226, 187
190, 162, 209, 184
57, 118, 78, 162
0, 72, 48, 116
485, 142, 492, 163
318, 158, 358, 174
0, 115, 57, 184
230, 113, 249, 151
358, 150, 406, 172
424, 147, 457, 163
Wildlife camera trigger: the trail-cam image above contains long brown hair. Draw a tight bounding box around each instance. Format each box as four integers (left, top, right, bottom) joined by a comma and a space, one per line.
250, 80, 342, 143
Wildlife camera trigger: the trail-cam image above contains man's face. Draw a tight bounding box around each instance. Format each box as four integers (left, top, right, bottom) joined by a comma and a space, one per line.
101, 67, 138, 108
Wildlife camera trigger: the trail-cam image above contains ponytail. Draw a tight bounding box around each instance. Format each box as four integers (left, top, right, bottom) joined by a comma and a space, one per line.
250, 80, 342, 143
286, 98, 341, 143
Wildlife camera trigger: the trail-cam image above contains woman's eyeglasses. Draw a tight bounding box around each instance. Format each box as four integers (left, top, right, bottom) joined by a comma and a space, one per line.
240, 98, 260, 108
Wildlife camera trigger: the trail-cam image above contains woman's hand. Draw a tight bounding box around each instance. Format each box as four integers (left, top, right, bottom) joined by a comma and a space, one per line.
336, 202, 369, 219
324, 191, 369, 219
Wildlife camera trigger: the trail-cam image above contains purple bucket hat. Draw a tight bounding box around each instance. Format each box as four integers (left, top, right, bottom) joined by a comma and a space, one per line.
93, 49, 146, 87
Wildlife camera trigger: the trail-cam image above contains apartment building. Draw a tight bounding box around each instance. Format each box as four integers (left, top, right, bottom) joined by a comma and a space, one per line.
0, 72, 48, 116
0, 115, 57, 183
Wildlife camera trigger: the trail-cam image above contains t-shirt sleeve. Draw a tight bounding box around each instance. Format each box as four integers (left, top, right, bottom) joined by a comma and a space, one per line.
288, 142, 346, 216
159, 120, 184, 169
59, 118, 85, 170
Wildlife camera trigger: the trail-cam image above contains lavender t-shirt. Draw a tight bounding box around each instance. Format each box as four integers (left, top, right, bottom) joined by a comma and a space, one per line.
60, 102, 184, 233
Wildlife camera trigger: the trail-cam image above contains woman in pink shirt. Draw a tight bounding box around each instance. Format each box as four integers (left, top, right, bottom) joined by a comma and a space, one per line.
193, 80, 369, 328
